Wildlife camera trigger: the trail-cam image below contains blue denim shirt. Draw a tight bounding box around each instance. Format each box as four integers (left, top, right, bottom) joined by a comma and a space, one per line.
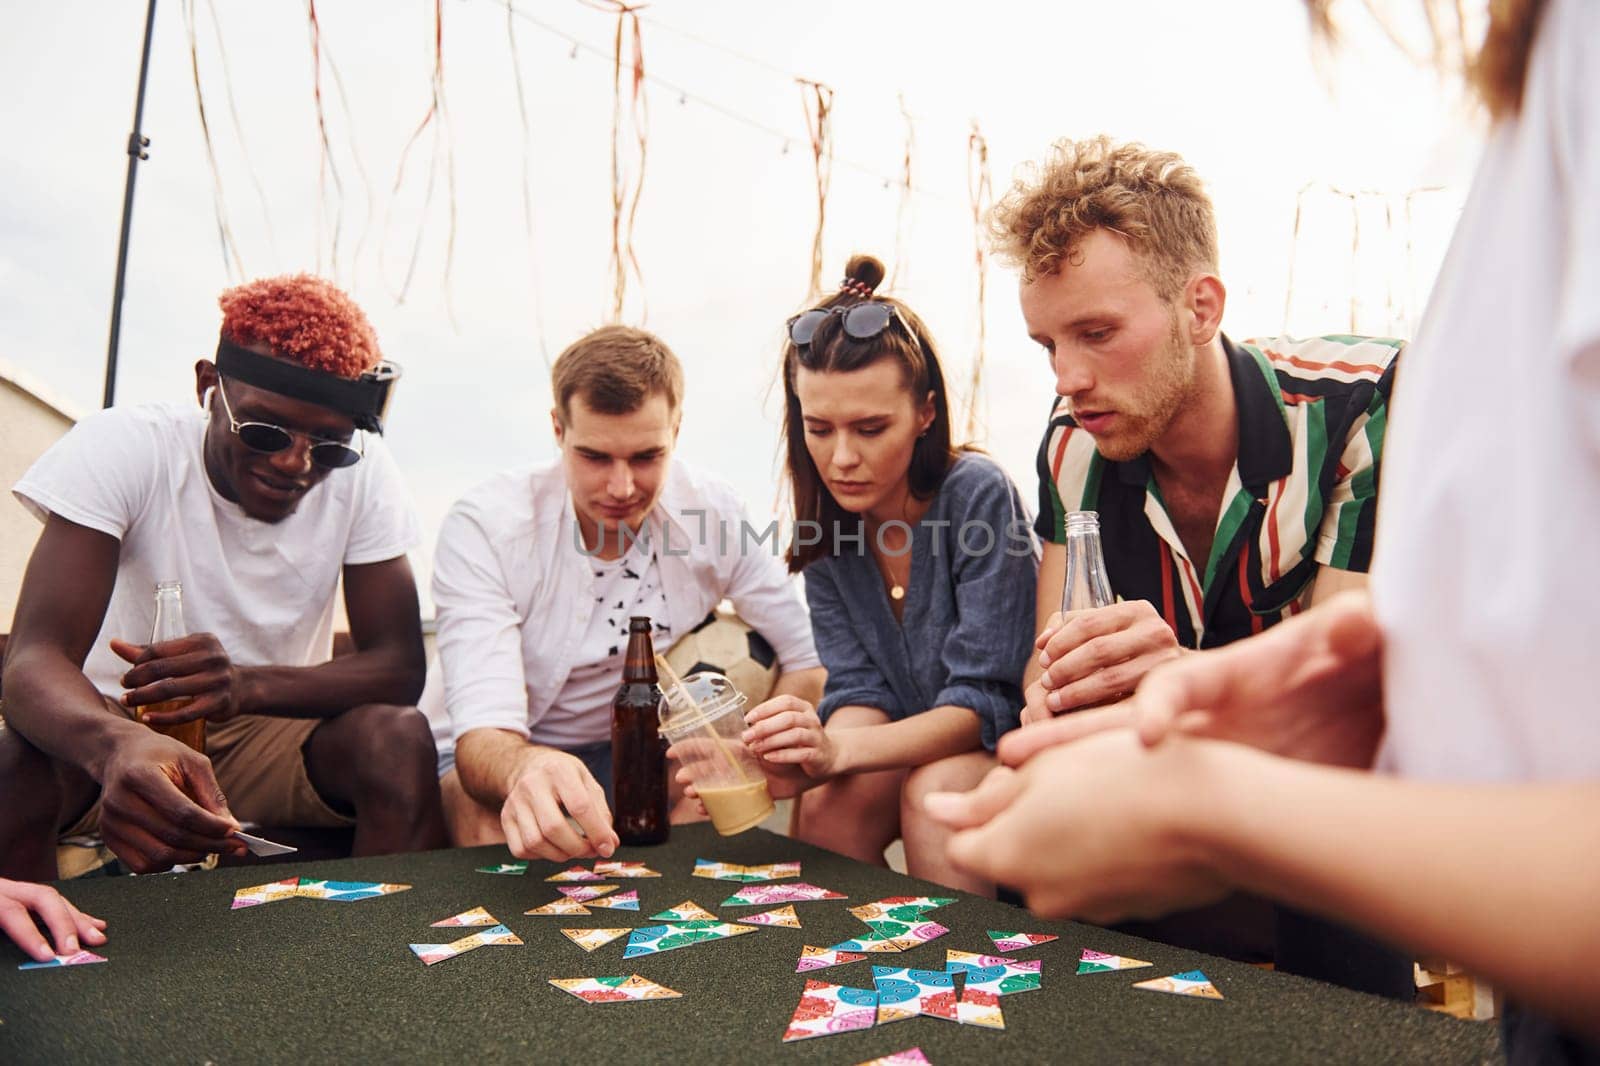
806, 452, 1038, 750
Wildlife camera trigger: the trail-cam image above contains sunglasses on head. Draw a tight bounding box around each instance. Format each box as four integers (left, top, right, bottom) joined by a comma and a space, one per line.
787, 301, 909, 349
213, 376, 364, 470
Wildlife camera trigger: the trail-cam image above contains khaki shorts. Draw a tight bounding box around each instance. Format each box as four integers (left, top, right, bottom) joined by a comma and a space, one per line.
63, 698, 354, 837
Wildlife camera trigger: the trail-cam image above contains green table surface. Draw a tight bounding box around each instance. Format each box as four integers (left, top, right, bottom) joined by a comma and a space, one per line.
0, 824, 1500, 1064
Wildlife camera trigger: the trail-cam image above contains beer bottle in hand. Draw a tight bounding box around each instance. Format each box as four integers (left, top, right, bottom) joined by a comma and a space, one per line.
611, 616, 668, 845
136, 580, 206, 754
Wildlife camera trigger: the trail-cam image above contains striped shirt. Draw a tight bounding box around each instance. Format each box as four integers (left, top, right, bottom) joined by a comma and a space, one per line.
1033, 333, 1400, 648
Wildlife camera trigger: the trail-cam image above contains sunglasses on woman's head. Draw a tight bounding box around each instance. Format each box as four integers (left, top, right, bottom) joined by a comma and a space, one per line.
787, 301, 908, 348
213, 377, 364, 470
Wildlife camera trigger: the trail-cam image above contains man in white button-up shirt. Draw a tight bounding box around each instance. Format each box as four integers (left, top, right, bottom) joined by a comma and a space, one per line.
429, 326, 823, 860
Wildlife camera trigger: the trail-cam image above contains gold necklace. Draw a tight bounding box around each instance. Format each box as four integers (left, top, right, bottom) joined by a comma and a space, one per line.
871, 538, 911, 602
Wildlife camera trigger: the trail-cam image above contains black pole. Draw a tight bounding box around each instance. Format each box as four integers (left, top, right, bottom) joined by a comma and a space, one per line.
103, 0, 159, 409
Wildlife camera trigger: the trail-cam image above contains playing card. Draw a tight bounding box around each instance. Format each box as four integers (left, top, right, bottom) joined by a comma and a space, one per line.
872, 966, 958, 1024
988, 931, 1058, 953
549, 974, 682, 1003
294, 879, 411, 902
796, 945, 869, 973
409, 924, 522, 966
782, 979, 878, 1042
848, 897, 955, 923
855, 1049, 930, 1066
649, 900, 719, 923
431, 907, 499, 928
525, 898, 593, 916
546, 865, 605, 882
18, 951, 108, 971
943, 949, 1023, 972
232, 830, 297, 857
592, 861, 661, 878
557, 884, 619, 902
561, 928, 630, 953
826, 934, 904, 954
955, 959, 1043, 998
622, 921, 757, 958
230, 878, 302, 910
739, 905, 801, 928
1132, 970, 1224, 999
692, 858, 801, 882
477, 862, 529, 875
863, 918, 949, 951
721, 882, 845, 907
586, 890, 639, 911
955, 988, 1006, 1029
1076, 949, 1152, 974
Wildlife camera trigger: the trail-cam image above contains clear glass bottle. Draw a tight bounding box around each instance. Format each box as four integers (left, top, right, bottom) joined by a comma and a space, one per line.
135, 580, 206, 754
1060, 511, 1115, 613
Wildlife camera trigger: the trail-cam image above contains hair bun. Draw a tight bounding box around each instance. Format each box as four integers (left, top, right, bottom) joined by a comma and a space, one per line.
843, 254, 886, 294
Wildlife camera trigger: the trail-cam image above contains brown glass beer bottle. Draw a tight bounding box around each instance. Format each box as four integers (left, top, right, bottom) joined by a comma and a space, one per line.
135, 580, 206, 754
611, 616, 668, 845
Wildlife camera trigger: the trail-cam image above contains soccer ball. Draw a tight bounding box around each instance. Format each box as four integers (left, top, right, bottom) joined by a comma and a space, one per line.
663, 609, 780, 705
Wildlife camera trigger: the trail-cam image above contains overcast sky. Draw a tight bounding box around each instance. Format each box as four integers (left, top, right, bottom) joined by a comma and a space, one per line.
1, 0, 1483, 611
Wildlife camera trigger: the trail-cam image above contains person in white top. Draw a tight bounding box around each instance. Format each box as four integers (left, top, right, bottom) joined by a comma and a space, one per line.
0, 275, 446, 878
925, 0, 1600, 1054
431, 325, 824, 861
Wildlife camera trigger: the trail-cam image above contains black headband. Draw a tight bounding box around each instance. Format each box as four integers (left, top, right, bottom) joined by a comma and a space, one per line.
214, 337, 400, 434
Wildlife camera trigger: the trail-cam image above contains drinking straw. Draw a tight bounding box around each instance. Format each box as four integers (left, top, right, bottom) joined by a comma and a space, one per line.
655, 654, 747, 784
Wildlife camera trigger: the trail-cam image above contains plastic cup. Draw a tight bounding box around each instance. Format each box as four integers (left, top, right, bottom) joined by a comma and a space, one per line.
658, 672, 774, 835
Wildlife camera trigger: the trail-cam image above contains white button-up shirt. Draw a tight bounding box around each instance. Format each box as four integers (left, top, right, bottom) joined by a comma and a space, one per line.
426, 458, 819, 761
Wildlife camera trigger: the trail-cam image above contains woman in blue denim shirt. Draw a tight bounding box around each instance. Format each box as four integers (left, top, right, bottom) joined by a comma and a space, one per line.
741, 254, 1037, 895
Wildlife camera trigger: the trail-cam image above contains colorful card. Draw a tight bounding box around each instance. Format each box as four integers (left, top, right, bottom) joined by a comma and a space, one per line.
546, 865, 604, 882
593, 861, 661, 878
741, 905, 801, 928
561, 928, 630, 953
989, 931, 1058, 953
557, 884, 619, 903
848, 897, 955, 923
18, 950, 108, 971
692, 858, 800, 882
587, 890, 639, 911
431, 907, 499, 928
479, 862, 529, 875
1076, 948, 1152, 974
409, 924, 522, 966
230, 878, 304, 910
649, 900, 719, 923
956, 959, 1043, 998
294, 879, 412, 903
856, 1050, 931, 1066
955, 988, 1006, 1029
863, 918, 950, 951
1133, 970, 1224, 999
827, 934, 904, 954
622, 921, 757, 958
797, 945, 869, 973
550, 974, 682, 1003
872, 966, 958, 1024
943, 949, 1021, 972
782, 979, 879, 1042
231, 877, 409, 909
722, 882, 846, 907
525, 898, 593, 917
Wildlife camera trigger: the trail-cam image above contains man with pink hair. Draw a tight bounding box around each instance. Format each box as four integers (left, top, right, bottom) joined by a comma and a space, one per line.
0, 274, 446, 877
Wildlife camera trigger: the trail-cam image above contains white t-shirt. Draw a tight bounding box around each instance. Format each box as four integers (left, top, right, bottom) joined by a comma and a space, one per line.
13, 402, 421, 695
1372, 0, 1600, 781
544, 533, 672, 748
